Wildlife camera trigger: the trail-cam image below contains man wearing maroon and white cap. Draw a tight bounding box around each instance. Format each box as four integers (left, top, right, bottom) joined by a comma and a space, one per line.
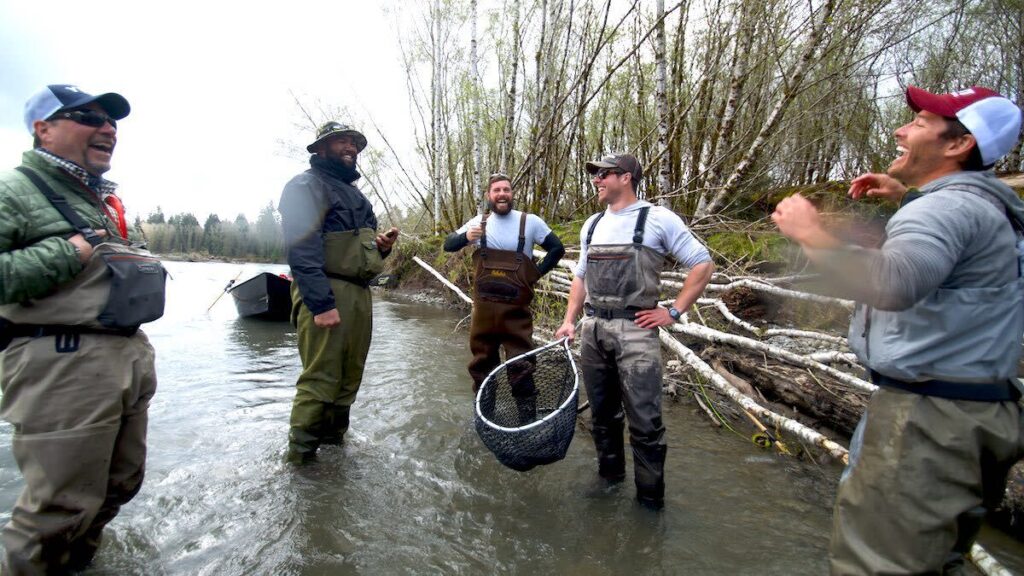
773, 86, 1024, 574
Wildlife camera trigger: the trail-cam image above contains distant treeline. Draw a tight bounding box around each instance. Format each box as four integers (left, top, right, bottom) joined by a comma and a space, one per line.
138, 202, 284, 262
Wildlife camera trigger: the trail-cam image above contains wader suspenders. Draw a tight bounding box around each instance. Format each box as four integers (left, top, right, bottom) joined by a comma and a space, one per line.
480, 212, 489, 250
15, 167, 104, 247
583, 206, 651, 249
480, 212, 529, 258
633, 206, 650, 247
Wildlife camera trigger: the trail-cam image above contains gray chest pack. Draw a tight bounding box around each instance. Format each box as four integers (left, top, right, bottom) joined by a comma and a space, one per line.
0, 167, 167, 345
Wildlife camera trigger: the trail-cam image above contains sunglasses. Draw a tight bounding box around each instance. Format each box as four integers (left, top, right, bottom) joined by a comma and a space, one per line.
48, 110, 117, 130
595, 168, 624, 179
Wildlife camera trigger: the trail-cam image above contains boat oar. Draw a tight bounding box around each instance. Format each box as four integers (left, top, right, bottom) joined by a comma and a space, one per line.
207, 270, 244, 312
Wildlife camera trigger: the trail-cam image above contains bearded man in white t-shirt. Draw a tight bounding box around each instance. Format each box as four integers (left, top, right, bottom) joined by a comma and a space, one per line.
444, 173, 565, 392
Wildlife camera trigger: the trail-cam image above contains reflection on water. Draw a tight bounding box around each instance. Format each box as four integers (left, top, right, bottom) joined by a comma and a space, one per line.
3, 261, 1015, 574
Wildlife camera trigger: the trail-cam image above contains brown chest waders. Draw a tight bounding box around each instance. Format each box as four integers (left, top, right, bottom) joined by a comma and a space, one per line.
468, 212, 540, 408
579, 207, 669, 508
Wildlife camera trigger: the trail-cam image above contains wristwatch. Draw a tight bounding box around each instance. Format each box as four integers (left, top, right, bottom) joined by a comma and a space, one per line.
667, 306, 682, 322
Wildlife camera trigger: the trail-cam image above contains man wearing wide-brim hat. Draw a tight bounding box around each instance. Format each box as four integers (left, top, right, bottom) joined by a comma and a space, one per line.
279, 121, 399, 464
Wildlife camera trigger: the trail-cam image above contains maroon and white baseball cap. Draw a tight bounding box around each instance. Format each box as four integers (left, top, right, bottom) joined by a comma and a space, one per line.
906, 86, 1022, 166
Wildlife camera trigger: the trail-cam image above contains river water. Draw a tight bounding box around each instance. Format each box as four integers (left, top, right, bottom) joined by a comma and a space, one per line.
0, 261, 1019, 575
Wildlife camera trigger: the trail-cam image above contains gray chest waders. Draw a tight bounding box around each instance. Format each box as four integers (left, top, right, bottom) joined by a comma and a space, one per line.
580, 206, 669, 508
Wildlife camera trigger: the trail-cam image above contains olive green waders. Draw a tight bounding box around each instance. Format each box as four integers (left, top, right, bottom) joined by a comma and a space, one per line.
0, 332, 157, 575
287, 228, 381, 464
468, 212, 540, 392
830, 388, 1024, 574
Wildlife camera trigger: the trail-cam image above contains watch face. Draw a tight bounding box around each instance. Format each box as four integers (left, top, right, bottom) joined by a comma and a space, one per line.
668, 307, 680, 319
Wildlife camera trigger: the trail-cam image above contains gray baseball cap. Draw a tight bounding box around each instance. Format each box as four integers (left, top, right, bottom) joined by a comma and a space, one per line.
585, 154, 643, 184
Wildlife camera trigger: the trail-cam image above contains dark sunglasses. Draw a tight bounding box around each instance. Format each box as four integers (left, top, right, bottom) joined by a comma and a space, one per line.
595, 168, 624, 179
48, 110, 117, 129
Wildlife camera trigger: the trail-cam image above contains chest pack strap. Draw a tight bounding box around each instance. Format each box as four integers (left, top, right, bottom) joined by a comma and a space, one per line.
15, 166, 104, 247
584, 206, 651, 248
480, 212, 529, 255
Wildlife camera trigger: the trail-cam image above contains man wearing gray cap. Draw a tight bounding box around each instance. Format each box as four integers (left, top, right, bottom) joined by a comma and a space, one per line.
279, 121, 399, 464
773, 86, 1024, 573
555, 154, 714, 509
0, 85, 164, 573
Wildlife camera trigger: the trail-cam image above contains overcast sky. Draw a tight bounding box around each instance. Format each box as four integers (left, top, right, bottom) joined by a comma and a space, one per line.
0, 0, 420, 222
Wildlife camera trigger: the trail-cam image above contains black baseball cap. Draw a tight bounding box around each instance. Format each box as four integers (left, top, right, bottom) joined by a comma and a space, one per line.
585, 154, 643, 184
23, 84, 130, 133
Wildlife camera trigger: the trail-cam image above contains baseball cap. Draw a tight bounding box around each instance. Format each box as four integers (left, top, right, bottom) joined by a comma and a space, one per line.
23, 84, 130, 134
585, 154, 643, 184
906, 85, 1023, 166
307, 121, 368, 153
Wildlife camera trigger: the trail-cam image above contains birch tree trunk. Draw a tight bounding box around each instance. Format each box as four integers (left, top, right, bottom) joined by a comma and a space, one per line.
654, 0, 671, 207
471, 0, 483, 214
432, 0, 442, 234
697, 0, 837, 218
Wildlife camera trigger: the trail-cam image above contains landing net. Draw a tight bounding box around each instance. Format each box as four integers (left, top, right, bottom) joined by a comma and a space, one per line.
474, 338, 579, 471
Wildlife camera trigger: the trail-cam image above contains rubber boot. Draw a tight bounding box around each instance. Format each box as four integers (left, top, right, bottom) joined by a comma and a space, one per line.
286, 424, 320, 465
634, 444, 667, 510
66, 527, 103, 572
321, 405, 351, 446
593, 425, 626, 482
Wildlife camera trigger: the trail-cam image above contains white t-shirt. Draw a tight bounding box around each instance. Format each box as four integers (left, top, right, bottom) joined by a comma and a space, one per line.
456, 210, 552, 256
574, 200, 711, 278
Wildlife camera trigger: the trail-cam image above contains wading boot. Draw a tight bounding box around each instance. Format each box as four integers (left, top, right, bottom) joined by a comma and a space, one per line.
286, 426, 320, 465
320, 405, 351, 446
634, 444, 667, 510
594, 428, 626, 483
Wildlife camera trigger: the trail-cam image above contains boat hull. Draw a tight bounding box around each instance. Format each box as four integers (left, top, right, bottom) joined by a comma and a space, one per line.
229, 273, 292, 321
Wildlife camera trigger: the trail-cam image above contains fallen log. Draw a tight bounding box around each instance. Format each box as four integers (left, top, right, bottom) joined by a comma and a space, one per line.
412, 256, 472, 304
713, 347, 867, 436
669, 323, 876, 394
659, 329, 851, 464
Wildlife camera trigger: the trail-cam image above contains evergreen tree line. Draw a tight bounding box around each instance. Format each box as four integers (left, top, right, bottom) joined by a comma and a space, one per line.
138, 202, 284, 262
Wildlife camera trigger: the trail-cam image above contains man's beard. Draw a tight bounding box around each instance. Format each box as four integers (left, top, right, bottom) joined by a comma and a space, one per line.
488, 199, 514, 215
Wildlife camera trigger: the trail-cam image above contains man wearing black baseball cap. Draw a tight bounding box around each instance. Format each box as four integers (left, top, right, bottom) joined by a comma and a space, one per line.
773, 86, 1024, 573
279, 121, 399, 464
556, 153, 714, 509
0, 84, 163, 573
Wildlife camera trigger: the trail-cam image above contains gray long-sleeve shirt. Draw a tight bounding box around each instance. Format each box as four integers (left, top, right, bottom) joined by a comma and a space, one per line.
811, 171, 1024, 382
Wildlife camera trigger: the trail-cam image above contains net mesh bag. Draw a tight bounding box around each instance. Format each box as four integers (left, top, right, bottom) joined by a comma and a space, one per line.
475, 338, 579, 471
